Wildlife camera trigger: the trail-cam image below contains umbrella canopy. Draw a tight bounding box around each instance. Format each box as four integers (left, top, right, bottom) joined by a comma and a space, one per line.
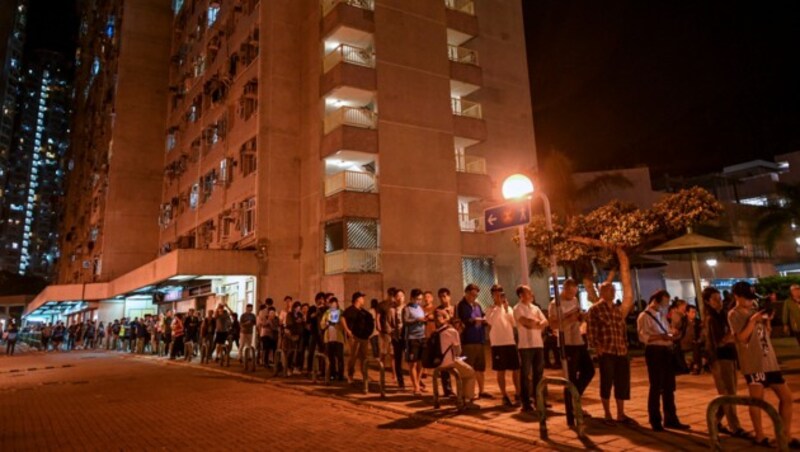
603, 255, 667, 270
646, 232, 742, 255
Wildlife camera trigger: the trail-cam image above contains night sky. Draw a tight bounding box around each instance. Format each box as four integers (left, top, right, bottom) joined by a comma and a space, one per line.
20, 1, 800, 180
523, 1, 800, 179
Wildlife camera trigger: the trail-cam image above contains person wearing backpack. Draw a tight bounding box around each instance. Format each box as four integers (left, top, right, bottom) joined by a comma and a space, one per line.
343, 292, 374, 383
429, 309, 479, 410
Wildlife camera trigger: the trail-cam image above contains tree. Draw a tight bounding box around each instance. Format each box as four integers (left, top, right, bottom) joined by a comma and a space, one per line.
754, 182, 800, 253
522, 187, 723, 310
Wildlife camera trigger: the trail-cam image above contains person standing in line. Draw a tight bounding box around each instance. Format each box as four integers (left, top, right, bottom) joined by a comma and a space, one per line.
637, 290, 690, 432
4, 320, 18, 355
728, 281, 799, 448
587, 282, 637, 426
435, 287, 456, 397
306, 293, 326, 374
41, 323, 52, 351
343, 292, 374, 383
457, 283, 491, 399
514, 285, 548, 413
548, 278, 595, 418
214, 305, 231, 360
239, 304, 256, 362
670, 299, 690, 374
403, 289, 428, 395
782, 284, 800, 347
321, 297, 346, 381
230, 312, 241, 354
258, 307, 279, 367
485, 285, 520, 407
702, 286, 748, 439
434, 309, 480, 411
183, 309, 200, 357
284, 301, 305, 376
377, 287, 399, 386
368, 299, 381, 359
169, 314, 185, 360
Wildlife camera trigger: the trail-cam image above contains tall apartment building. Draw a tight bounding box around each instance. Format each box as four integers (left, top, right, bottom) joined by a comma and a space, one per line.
0, 50, 71, 277
26, 0, 537, 322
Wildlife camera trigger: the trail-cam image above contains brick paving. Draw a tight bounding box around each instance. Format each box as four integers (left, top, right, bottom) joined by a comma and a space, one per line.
2, 338, 799, 451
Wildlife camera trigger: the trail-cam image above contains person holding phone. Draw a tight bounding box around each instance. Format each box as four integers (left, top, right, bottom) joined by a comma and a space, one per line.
782, 284, 800, 346
321, 297, 346, 381
637, 290, 689, 431
457, 283, 491, 399
728, 281, 798, 448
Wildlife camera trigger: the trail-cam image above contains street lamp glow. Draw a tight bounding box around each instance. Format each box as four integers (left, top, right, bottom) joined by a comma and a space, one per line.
706, 258, 717, 268
502, 174, 534, 200
795, 236, 800, 246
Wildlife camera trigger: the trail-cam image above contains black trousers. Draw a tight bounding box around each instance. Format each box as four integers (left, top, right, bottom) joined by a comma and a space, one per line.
327, 342, 344, 379
391, 338, 405, 388
645, 346, 678, 427
564, 344, 595, 421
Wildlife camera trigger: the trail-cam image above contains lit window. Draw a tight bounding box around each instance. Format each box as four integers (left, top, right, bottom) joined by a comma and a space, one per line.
207, 3, 220, 27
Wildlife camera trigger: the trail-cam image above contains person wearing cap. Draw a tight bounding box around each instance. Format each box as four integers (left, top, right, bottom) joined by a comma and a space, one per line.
728, 281, 798, 448
485, 284, 521, 407
514, 284, 548, 413
702, 286, 748, 439
782, 284, 800, 347
587, 281, 637, 426
548, 278, 594, 418
343, 292, 373, 383
637, 290, 689, 431
457, 283, 491, 398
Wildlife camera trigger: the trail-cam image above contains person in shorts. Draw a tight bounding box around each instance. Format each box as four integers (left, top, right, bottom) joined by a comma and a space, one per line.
485, 284, 520, 407
514, 285, 548, 413
457, 283, 490, 398
728, 281, 799, 448
403, 289, 427, 395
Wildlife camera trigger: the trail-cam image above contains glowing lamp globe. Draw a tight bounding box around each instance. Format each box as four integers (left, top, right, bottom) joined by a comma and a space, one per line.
502, 174, 534, 200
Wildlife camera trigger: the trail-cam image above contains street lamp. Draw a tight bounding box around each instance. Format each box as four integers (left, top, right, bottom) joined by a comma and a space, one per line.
706, 258, 717, 281
501, 174, 569, 388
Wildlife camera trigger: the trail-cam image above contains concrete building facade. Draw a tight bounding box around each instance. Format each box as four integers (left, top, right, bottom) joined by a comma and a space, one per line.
28, 0, 538, 322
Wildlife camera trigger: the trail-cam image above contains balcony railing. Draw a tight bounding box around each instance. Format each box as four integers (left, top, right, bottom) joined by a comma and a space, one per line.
325, 170, 378, 196
455, 154, 486, 174
321, 0, 375, 16
445, 0, 475, 16
448, 45, 479, 66
458, 213, 484, 232
324, 106, 378, 134
324, 249, 381, 274
323, 44, 375, 73
451, 98, 482, 119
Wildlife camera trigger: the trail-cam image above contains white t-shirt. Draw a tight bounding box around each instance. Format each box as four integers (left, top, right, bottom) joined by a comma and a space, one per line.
485, 304, 516, 346
548, 298, 584, 346
514, 302, 545, 349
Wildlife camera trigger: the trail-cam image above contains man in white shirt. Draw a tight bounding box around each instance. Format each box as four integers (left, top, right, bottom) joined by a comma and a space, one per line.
548, 278, 595, 418
435, 309, 479, 410
485, 284, 520, 407
514, 284, 548, 413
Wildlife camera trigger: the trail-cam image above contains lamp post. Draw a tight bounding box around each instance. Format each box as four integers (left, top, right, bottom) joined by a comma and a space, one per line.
501, 175, 569, 381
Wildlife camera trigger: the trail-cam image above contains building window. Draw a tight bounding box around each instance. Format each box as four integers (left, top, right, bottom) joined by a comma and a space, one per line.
189, 183, 199, 209
201, 170, 217, 203
241, 198, 255, 236
240, 137, 257, 176
219, 158, 233, 185
461, 257, 496, 309
207, 3, 220, 27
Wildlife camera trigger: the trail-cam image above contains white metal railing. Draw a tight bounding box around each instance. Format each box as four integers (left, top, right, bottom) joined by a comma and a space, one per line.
451, 98, 482, 119
324, 106, 378, 134
448, 45, 479, 66
321, 0, 375, 16
458, 213, 484, 232
323, 44, 375, 73
445, 0, 475, 15
324, 249, 381, 274
455, 153, 486, 174
324, 170, 378, 196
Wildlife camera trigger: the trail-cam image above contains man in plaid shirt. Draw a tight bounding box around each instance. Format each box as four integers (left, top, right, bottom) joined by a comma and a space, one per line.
587, 281, 637, 426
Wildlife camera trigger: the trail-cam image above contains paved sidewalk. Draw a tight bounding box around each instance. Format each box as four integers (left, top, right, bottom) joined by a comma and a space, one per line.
5, 338, 798, 451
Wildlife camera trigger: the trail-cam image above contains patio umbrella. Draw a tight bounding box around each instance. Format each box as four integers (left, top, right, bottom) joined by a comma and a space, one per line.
646, 231, 742, 304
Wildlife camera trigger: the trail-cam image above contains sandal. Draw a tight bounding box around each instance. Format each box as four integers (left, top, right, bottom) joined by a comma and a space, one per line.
602, 417, 616, 427
617, 416, 639, 426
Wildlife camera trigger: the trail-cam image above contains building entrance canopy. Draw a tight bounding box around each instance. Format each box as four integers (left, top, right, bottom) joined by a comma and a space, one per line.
24, 250, 259, 319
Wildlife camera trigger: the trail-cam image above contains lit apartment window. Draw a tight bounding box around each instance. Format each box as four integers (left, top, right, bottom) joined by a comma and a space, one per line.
166, 131, 177, 152
189, 183, 200, 209
208, 3, 220, 27
201, 170, 217, 203
219, 158, 233, 185
241, 198, 256, 236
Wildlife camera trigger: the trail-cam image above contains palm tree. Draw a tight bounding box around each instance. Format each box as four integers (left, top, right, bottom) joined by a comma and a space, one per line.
754, 182, 800, 253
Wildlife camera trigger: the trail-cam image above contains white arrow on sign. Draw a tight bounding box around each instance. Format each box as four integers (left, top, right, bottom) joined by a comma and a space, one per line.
487, 214, 497, 226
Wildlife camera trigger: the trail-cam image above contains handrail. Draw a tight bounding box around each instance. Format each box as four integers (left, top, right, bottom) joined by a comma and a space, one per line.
451, 98, 482, 119
707, 395, 787, 452
324, 107, 378, 134
447, 45, 479, 66
312, 351, 331, 385
324, 170, 378, 197
536, 376, 586, 439
321, 0, 375, 16
323, 44, 375, 73
242, 345, 257, 372
444, 0, 475, 16
271, 348, 287, 377
432, 367, 466, 411
361, 357, 386, 397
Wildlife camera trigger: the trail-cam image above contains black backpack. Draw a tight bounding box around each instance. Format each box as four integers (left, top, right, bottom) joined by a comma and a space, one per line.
421, 330, 450, 369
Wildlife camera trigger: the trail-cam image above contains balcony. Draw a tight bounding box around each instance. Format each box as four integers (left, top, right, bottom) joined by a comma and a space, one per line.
322, 0, 374, 16
448, 45, 478, 65
451, 98, 482, 119
324, 106, 377, 135
446, 0, 478, 45
324, 44, 375, 73
445, 0, 475, 15
325, 170, 378, 196
459, 213, 484, 233
456, 154, 486, 175
324, 249, 381, 274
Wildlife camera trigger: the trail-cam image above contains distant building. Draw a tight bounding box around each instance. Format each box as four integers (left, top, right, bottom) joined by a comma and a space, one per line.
0, 0, 27, 192
26, 0, 539, 324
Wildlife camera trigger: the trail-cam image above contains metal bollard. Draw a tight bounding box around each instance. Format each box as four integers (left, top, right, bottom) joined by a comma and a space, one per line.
158, 341, 166, 357
312, 352, 331, 385
271, 349, 287, 377
536, 376, 585, 440
217, 343, 231, 367
361, 358, 386, 398
432, 367, 465, 410
707, 395, 787, 452
200, 342, 210, 364
242, 345, 256, 372
184, 342, 194, 362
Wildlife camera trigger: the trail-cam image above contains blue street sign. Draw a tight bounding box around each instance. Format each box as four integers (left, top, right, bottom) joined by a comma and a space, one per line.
484, 199, 532, 233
